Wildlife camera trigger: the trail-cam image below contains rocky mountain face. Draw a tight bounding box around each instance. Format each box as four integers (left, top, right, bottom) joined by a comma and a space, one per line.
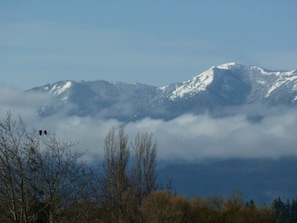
29, 62, 297, 121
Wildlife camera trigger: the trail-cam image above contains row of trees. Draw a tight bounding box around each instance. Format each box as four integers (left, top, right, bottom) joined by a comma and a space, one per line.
272, 197, 297, 223
1, 113, 297, 222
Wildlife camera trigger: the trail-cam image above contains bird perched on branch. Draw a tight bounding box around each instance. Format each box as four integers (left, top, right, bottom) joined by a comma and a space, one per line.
39, 129, 48, 136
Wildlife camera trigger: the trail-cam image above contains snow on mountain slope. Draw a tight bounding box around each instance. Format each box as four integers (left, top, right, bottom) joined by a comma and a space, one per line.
261, 69, 297, 98
167, 62, 297, 105
33, 81, 74, 105
28, 63, 297, 120
245, 66, 297, 105
49, 81, 72, 102
170, 67, 214, 100
48, 81, 72, 95
217, 62, 243, 70
168, 62, 249, 101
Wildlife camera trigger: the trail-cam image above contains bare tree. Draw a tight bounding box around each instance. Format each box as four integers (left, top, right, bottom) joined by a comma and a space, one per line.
0, 112, 39, 223
0, 113, 95, 223
100, 127, 158, 222
31, 136, 84, 223
132, 131, 157, 203
101, 127, 131, 222
129, 131, 158, 223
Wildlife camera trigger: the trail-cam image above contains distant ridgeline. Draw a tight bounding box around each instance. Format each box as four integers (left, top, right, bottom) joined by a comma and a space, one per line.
28, 63, 297, 121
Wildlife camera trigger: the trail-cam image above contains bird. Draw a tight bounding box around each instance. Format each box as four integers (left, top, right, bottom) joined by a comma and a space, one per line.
39, 129, 48, 136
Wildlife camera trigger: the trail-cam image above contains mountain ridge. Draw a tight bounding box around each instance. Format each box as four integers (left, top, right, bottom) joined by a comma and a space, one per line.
29, 62, 297, 121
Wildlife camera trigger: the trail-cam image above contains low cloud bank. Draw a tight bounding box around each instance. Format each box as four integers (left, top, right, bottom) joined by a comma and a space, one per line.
1, 86, 297, 161
0, 86, 49, 120
126, 112, 297, 160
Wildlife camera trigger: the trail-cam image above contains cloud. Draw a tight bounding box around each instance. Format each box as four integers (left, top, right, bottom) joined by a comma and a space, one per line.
2, 86, 297, 162
36, 110, 297, 162
125, 112, 297, 161
0, 85, 49, 120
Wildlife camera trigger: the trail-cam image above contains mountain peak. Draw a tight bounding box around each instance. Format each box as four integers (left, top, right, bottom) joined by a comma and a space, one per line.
216, 62, 245, 70
169, 62, 248, 100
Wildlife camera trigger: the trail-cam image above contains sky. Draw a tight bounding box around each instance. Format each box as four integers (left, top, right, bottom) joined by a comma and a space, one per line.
1, 1, 297, 89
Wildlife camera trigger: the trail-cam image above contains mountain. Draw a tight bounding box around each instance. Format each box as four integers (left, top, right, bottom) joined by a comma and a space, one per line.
29, 62, 297, 121
31, 80, 161, 119
27, 62, 297, 204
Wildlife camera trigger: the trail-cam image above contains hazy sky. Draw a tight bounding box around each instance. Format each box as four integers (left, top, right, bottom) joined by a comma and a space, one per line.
1, 1, 297, 89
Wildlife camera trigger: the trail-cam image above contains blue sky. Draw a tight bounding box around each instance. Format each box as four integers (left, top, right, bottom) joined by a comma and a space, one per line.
1, 1, 297, 89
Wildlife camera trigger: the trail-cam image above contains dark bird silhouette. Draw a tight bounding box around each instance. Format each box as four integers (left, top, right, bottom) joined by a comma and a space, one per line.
39, 130, 42, 136
43, 130, 47, 135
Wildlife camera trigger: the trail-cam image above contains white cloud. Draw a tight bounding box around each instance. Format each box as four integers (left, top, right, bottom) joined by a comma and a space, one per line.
2, 86, 297, 162
124, 113, 297, 161
0, 85, 49, 120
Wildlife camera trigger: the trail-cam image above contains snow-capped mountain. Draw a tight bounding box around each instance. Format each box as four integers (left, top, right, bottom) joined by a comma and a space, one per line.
29, 63, 297, 121
166, 62, 297, 104
26, 63, 297, 204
